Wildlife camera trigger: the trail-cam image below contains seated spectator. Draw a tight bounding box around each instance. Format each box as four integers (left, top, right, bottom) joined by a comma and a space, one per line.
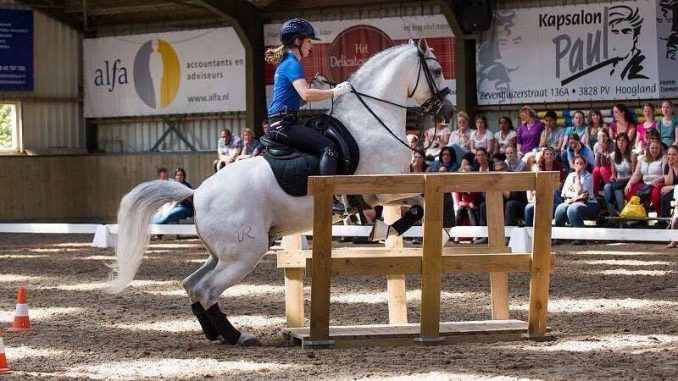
474, 160, 528, 244
659, 145, 678, 223
658, 100, 677, 147
494, 116, 516, 154
624, 140, 665, 215
453, 167, 483, 237
604, 133, 634, 217
215, 128, 243, 171
472, 147, 492, 172
554, 155, 600, 245
524, 147, 563, 226
592, 128, 615, 196
587, 109, 604, 149
153, 168, 194, 224
610, 103, 638, 147
516, 105, 545, 156
156, 167, 169, 181
261, 119, 270, 136
424, 114, 451, 160
448, 111, 472, 153
236, 128, 262, 160
410, 150, 428, 173
561, 110, 589, 151
428, 146, 459, 172
470, 114, 495, 155
563, 133, 595, 173
407, 134, 420, 150
505, 145, 526, 172
642, 102, 657, 131
540, 110, 565, 152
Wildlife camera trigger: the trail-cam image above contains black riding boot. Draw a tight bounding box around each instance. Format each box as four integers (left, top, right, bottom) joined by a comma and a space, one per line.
191, 302, 220, 341
320, 148, 346, 214
204, 303, 241, 345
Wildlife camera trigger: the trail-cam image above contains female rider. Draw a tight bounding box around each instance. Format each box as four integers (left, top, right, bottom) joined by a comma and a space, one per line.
264, 18, 351, 176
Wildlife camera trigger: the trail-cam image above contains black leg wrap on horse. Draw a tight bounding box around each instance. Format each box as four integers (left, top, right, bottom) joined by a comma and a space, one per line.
205, 303, 241, 345
391, 205, 424, 235
319, 148, 338, 176
191, 302, 220, 341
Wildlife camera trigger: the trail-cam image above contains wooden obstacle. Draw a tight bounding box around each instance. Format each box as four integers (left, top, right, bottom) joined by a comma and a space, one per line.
278, 171, 560, 348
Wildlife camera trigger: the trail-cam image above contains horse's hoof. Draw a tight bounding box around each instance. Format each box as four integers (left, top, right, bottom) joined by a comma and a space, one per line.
237, 332, 261, 346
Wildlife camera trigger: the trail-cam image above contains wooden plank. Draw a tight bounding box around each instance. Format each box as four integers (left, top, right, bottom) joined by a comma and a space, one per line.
440, 171, 561, 192
486, 191, 510, 320
384, 205, 408, 325
420, 175, 443, 339
282, 235, 305, 328
308, 174, 424, 195
528, 172, 557, 337
308, 177, 335, 343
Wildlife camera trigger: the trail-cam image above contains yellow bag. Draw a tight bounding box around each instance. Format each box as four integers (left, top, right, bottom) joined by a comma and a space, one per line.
619, 196, 647, 218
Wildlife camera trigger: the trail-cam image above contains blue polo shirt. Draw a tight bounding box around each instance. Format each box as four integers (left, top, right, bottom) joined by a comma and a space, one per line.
268, 52, 305, 115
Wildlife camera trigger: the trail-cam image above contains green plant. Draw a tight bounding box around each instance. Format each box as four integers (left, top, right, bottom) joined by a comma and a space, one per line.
0, 104, 14, 149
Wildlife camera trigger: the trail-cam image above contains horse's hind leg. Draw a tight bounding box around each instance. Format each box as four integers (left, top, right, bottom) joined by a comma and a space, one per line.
194, 236, 269, 345
183, 253, 219, 340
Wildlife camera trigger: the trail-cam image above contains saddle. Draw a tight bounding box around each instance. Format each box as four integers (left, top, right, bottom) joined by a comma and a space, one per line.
261, 115, 360, 197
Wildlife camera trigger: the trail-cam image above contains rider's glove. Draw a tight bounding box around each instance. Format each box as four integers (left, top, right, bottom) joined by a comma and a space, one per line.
332, 81, 352, 100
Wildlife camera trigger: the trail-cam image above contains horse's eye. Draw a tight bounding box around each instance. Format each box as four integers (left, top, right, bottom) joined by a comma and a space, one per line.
432, 68, 442, 76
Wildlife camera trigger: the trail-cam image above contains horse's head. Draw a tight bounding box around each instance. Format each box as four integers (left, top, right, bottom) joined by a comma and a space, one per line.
408, 39, 455, 122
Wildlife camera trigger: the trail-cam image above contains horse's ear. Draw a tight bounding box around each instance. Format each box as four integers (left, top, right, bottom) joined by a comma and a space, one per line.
408, 39, 415, 45
417, 38, 429, 54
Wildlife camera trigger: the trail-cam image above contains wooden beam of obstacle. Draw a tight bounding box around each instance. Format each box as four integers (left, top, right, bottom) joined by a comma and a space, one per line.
280, 172, 561, 348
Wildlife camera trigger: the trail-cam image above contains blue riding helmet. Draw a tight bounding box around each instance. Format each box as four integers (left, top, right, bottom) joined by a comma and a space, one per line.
280, 18, 320, 46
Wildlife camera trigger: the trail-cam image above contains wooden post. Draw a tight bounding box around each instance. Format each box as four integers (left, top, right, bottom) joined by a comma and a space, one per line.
384, 205, 408, 324
282, 235, 305, 328
527, 172, 556, 337
308, 177, 335, 345
485, 191, 510, 320
419, 175, 443, 341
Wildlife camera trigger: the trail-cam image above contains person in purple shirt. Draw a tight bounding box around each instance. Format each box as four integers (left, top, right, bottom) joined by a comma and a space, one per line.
516, 105, 545, 156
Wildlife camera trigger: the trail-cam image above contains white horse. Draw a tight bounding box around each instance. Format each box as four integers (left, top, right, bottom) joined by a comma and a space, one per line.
107, 39, 455, 345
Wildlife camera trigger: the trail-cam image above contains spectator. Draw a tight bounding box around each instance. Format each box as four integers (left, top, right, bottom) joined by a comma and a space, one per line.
561, 110, 589, 152
410, 150, 428, 173
428, 146, 459, 172
215, 128, 243, 171
587, 109, 604, 149
494, 116, 517, 154
153, 168, 194, 224
659, 145, 678, 224
592, 128, 615, 196
424, 114, 451, 160
563, 133, 595, 173
407, 134, 420, 150
470, 114, 495, 155
516, 105, 545, 156
555, 155, 600, 245
524, 147, 563, 226
453, 167, 482, 237
236, 128, 262, 160
642, 102, 657, 131
448, 111, 472, 152
261, 119, 270, 136
474, 160, 527, 244
156, 167, 169, 180
604, 133, 634, 217
505, 145, 526, 172
610, 103, 638, 145
624, 140, 665, 215
540, 110, 565, 152
658, 100, 677, 147
472, 147, 492, 172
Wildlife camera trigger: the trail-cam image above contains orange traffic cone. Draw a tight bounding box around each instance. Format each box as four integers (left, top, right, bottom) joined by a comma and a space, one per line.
7, 287, 31, 332
0, 328, 10, 373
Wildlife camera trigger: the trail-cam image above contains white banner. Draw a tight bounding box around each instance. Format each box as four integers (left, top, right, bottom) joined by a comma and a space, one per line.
84, 28, 246, 118
476, 0, 673, 105
265, 16, 456, 109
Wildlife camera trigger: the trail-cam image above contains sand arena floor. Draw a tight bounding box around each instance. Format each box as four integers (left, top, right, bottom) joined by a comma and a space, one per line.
0, 233, 677, 380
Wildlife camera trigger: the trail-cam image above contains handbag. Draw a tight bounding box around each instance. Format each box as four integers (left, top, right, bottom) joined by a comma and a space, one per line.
619, 196, 647, 218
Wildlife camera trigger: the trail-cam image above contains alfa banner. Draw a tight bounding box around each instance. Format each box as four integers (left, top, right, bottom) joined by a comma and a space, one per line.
264, 15, 457, 109
477, 0, 678, 105
84, 28, 246, 118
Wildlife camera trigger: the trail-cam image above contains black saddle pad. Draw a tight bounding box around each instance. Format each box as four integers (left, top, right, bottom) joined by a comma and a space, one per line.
262, 115, 360, 197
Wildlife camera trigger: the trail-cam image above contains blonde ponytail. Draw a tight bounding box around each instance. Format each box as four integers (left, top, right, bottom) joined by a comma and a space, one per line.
265, 45, 287, 65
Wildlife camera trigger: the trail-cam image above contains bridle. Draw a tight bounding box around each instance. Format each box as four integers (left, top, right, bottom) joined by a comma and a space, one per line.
319, 48, 452, 152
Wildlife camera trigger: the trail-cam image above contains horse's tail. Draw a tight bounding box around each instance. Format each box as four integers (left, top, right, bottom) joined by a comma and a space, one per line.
106, 180, 195, 294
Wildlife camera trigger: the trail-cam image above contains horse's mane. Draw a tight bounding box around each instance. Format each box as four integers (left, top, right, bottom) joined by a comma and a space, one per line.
348, 43, 415, 83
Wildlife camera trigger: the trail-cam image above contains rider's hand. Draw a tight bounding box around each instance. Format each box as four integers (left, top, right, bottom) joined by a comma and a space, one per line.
333, 81, 351, 100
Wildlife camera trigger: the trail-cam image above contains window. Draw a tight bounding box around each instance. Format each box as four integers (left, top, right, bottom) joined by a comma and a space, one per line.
0, 103, 20, 152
